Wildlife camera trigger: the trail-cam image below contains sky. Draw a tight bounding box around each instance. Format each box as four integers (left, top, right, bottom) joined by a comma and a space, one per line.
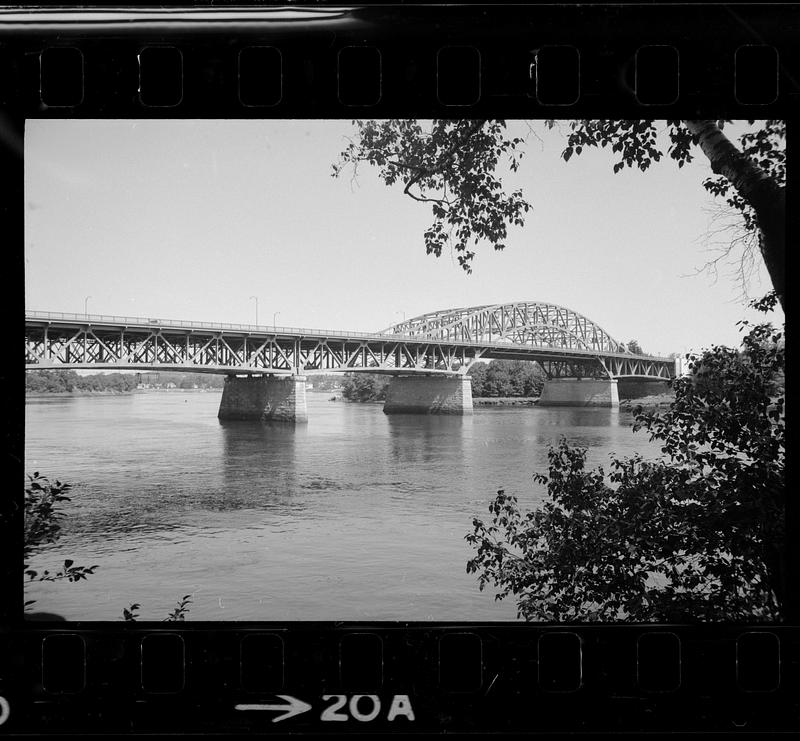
24, 119, 782, 357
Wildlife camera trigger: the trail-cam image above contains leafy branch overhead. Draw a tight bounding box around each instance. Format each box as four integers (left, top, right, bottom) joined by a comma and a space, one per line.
333, 119, 785, 309
332, 120, 530, 271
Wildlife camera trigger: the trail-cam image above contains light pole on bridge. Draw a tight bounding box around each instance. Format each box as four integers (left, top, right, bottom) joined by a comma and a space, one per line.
84, 295, 92, 318
396, 310, 406, 324
249, 296, 259, 325
273, 311, 280, 331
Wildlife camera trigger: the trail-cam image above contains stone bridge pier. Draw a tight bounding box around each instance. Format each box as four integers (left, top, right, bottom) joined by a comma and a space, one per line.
218, 374, 308, 422
383, 374, 473, 415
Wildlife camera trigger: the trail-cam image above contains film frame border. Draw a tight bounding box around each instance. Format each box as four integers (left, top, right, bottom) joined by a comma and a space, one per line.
2, 3, 798, 737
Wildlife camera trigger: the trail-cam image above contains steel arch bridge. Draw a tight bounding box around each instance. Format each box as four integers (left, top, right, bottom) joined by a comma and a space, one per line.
387, 302, 674, 380
24, 303, 675, 381
389, 301, 626, 351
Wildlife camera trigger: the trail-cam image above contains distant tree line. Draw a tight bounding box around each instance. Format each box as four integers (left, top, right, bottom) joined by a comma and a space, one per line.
25, 369, 231, 393
26, 370, 138, 393
308, 374, 344, 391
468, 360, 546, 398
341, 374, 390, 402
340, 360, 547, 402
149, 372, 225, 389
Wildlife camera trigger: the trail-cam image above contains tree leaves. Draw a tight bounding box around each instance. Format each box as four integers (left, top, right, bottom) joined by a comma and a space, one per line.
467, 360, 546, 397
340, 374, 390, 402
164, 594, 193, 622
333, 120, 531, 273
123, 604, 140, 621
23, 474, 101, 616
24, 474, 73, 561
560, 120, 669, 175
123, 596, 195, 622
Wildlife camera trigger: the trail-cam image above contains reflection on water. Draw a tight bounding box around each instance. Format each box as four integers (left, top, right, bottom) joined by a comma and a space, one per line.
218, 418, 304, 516
386, 414, 473, 468
25, 392, 662, 621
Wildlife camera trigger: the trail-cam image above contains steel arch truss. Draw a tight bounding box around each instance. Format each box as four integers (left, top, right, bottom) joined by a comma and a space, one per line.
388, 301, 628, 353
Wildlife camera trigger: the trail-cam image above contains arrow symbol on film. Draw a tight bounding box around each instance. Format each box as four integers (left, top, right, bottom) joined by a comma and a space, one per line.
235, 695, 313, 723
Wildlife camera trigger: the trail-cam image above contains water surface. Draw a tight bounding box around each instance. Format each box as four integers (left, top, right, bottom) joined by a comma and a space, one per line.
25, 391, 662, 621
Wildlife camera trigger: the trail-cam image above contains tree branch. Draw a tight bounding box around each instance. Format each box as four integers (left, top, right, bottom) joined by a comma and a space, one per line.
401, 119, 487, 199
684, 120, 785, 309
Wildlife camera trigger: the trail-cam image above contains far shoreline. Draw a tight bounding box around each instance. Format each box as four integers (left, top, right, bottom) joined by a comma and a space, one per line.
26, 388, 677, 409
330, 393, 676, 408
25, 387, 223, 398
474, 397, 538, 406
26, 389, 134, 398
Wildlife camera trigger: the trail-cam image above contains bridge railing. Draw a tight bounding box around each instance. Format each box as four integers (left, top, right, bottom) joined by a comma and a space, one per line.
25, 310, 674, 363
25, 310, 410, 341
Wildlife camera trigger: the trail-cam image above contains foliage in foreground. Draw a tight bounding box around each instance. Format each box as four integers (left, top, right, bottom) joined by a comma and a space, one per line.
123, 594, 193, 622
466, 295, 785, 621
24, 474, 192, 621
24, 475, 99, 610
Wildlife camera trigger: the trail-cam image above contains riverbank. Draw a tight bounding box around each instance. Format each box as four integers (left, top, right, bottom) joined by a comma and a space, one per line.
26, 389, 134, 397
474, 396, 538, 406
329, 394, 540, 406
620, 393, 675, 411
329, 393, 677, 409
26, 387, 223, 398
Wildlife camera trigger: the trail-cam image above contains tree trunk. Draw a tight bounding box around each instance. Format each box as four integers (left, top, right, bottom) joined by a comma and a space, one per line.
684, 120, 785, 310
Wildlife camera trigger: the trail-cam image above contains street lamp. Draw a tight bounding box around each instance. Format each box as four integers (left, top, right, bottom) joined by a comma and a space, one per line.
273, 311, 280, 331
249, 295, 259, 325
84, 295, 92, 318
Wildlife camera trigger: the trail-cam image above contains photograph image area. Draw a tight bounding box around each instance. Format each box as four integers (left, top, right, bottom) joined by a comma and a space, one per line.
24, 119, 785, 622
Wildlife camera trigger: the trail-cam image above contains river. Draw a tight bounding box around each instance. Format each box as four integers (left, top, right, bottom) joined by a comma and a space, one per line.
24, 390, 663, 621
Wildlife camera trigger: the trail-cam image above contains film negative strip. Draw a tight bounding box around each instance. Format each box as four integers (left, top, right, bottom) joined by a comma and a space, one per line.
2, 3, 798, 737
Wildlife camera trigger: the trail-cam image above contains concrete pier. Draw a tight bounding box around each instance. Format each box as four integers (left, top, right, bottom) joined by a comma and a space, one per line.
383, 374, 473, 415
217, 374, 308, 422
538, 378, 619, 408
